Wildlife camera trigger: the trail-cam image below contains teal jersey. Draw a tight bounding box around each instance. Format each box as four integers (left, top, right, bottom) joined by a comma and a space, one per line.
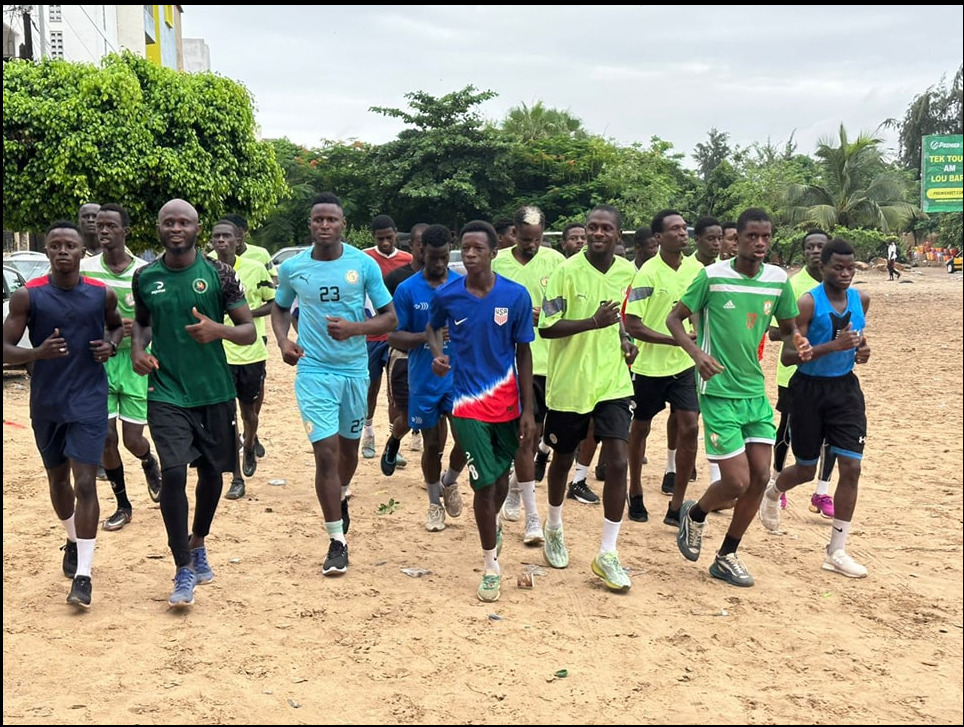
275, 244, 392, 377
540, 252, 635, 413
492, 245, 565, 376
776, 267, 821, 388
132, 252, 247, 406
625, 253, 703, 377
680, 260, 797, 399
79, 252, 148, 350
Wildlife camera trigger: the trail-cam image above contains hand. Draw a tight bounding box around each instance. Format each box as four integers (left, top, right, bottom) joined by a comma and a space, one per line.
855, 336, 871, 364
132, 351, 160, 375
591, 301, 621, 329
694, 350, 725, 381
89, 339, 112, 363
36, 328, 70, 360
122, 318, 134, 339
431, 354, 451, 377
622, 339, 638, 366
279, 339, 305, 366
834, 323, 861, 351
184, 306, 220, 344
326, 315, 355, 341
793, 332, 814, 362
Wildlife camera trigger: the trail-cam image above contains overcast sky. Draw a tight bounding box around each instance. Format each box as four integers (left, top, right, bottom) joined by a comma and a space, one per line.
181, 5, 963, 164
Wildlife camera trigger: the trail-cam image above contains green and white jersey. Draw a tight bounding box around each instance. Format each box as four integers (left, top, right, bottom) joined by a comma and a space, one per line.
80, 252, 148, 351
680, 260, 797, 399
776, 267, 821, 388
492, 245, 565, 376
222, 255, 276, 365
540, 252, 635, 413
625, 253, 703, 377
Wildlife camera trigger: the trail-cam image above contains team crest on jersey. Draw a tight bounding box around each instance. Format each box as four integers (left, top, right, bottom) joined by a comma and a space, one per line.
345, 270, 359, 284
763, 300, 773, 316
710, 432, 720, 447
192, 279, 208, 293
125, 292, 135, 307
304, 420, 314, 436
494, 307, 508, 325
541, 275, 549, 288
746, 312, 757, 329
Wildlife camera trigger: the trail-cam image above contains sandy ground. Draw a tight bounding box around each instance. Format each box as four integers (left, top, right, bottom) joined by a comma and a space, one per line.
2, 265, 962, 725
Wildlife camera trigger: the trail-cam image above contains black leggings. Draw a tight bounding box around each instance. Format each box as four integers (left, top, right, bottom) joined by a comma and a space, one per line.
775, 412, 837, 481
159, 462, 224, 568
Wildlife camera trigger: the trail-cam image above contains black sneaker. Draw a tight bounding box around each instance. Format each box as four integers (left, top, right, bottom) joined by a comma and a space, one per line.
380, 442, 398, 477
142, 454, 162, 503
254, 436, 266, 458
661, 471, 675, 496
225, 477, 246, 500
242, 447, 257, 477
322, 539, 349, 576
341, 497, 351, 534
627, 494, 648, 522
102, 508, 132, 532
664, 504, 680, 527
61, 539, 78, 579
533, 451, 550, 482
66, 575, 92, 608
594, 461, 607, 482
567, 479, 600, 505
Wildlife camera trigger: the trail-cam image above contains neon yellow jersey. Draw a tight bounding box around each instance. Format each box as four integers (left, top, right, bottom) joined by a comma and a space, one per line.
209, 243, 275, 277
492, 245, 565, 376
625, 253, 703, 377
540, 253, 635, 413
222, 256, 275, 365
776, 267, 821, 388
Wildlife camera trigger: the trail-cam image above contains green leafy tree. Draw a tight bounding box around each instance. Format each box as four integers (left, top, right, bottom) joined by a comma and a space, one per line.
692, 128, 732, 182
500, 101, 588, 143
890, 64, 963, 175
3, 51, 287, 249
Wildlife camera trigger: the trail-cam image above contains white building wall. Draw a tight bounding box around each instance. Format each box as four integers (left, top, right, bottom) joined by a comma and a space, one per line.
55, 5, 119, 63
181, 37, 209, 73
114, 3, 144, 57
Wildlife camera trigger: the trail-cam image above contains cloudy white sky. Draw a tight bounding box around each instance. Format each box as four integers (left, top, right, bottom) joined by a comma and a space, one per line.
181, 5, 963, 164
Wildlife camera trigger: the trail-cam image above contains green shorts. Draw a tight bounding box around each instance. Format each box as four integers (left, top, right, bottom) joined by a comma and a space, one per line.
106, 350, 148, 424
699, 394, 775, 460
450, 417, 519, 491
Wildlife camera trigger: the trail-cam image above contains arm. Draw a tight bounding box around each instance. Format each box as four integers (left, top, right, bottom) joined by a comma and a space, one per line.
270, 300, 304, 366
625, 313, 679, 346
388, 328, 428, 352
250, 300, 274, 319
540, 300, 620, 339
186, 304, 256, 346
131, 274, 158, 375
326, 301, 397, 341
778, 295, 836, 367
2, 288, 65, 365
666, 300, 723, 381
515, 341, 535, 444
89, 288, 124, 361
425, 322, 450, 377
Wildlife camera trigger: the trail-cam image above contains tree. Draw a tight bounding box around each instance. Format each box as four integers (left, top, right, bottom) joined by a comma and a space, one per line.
891, 64, 963, 175
782, 125, 917, 233
692, 128, 732, 182
500, 101, 588, 143
3, 51, 287, 249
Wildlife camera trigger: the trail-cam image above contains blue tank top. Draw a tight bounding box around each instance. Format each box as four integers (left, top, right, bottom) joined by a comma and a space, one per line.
26, 275, 109, 422
797, 285, 864, 378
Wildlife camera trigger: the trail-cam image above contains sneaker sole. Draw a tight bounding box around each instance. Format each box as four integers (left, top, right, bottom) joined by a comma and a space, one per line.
568, 495, 600, 505
821, 562, 867, 578
195, 574, 215, 585
543, 549, 569, 569
523, 533, 545, 546
591, 560, 630, 591
708, 562, 755, 587
102, 512, 132, 531
425, 523, 446, 532
168, 598, 194, 608
66, 595, 91, 609
477, 589, 501, 603
809, 505, 834, 519
322, 565, 348, 576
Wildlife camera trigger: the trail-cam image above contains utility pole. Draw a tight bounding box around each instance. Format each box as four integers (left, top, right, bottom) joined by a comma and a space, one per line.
37, 4, 46, 58
19, 7, 33, 59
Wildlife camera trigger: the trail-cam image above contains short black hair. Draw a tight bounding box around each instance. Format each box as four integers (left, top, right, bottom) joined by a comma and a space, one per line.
694, 216, 721, 235
803, 228, 829, 242
460, 220, 498, 250
423, 224, 452, 249
633, 226, 653, 243
224, 213, 248, 232
45, 220, 82, 237
736, 207, 770, 231
822, 237, 855, 263
371, 214, 396, 232
309, 192, 342, 210
562, 222, 585, 240
588, 203, 622, 230
98, 203, 130, 228
213, 218, 243, 236
651, 209, 682, 234
493, 217, 514, 236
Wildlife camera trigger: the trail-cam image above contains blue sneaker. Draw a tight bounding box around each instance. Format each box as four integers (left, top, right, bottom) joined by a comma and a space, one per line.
191, 546, 214, 584
169, 566, 196, 607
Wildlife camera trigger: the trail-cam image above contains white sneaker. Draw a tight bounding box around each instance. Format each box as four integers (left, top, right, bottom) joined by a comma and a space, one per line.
501, 488, 522, 522
523, 514, 544, 545
822, 548, 868, 578
409, 431, 423, 452
425, 503, 446, 532
361, 431, 376, 459
440, 482, 463, 518
759, 491, 782, 532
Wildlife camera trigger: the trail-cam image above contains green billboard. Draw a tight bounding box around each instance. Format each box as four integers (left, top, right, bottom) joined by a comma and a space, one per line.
921, 134, 963, 213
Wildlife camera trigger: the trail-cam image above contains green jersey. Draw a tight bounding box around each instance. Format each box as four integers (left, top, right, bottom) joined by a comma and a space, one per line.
80, 252, 148, 351
540, 252, 635, 413
133, 252, 247, 407
625, 253, 703, 377
680, 259, 797, 399
222, 255, 276, 365
492, 245, 565, 376
776, 267, 820, 388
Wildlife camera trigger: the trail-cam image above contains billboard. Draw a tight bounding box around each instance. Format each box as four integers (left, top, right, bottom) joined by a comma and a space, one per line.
921, 135, 963, 213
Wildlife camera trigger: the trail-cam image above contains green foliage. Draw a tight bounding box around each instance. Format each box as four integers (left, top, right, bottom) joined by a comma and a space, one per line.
935, 212, 963, 251
500, 101, 588, 143
3, 51, 287, 250
893, 64, 963, 174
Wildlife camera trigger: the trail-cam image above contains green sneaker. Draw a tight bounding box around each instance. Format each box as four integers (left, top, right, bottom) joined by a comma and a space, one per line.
591, 550, 631, 591
543, 524, 569, 569
477, 570, 502, 602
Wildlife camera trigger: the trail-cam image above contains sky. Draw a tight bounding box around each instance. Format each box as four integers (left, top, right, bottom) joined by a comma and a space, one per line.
181, 5, 963, 164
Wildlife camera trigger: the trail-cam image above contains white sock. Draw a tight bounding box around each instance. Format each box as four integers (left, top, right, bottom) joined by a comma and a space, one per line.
363, 422, 374, 436
483, 547, 499, 573
815, 479, 831, 496
61, 515, 77, 542
519, 480, 538, 518
325, 520, 347, 544
665, 448, 677, 473
709, 461, 721, 482
538, 440, 551, 455
340, 485, 350, 500
829, 519, 851, 552
75, 537, 95, 577
600, 517, 621, 554
573, 463, 590, 482
547, 503, 564, 530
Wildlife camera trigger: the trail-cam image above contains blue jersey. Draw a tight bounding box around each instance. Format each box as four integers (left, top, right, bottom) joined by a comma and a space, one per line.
429, 273, 534, 423
276, 245, 392, 377
798, 285, 865, 378
395, 270, 462, 400
25, 275, 108, 422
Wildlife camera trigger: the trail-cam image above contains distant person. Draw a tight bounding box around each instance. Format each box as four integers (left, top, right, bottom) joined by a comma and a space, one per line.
720, 221, 738, 260
887, 240, 901, 281
692, 215, 722, 266
132, 199, 256, 608
560, 222, 587, 257
632, 226, 658, 270
494, 218, 517, 250
77, 202, 102, 256
3, 220, 123, 608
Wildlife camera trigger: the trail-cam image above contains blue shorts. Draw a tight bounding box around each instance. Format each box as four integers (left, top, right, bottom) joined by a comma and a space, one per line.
409, 390, 454, 431
295, 371, 367, 442
32, 418, 108, 469
367, 340, 390, 381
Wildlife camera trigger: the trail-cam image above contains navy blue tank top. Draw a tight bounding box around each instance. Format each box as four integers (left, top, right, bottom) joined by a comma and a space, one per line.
26, 275, 109, 422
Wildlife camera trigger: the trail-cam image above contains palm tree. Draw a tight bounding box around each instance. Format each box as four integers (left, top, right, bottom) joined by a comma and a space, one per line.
501, 101, 588, 142
783, 124, 917, 232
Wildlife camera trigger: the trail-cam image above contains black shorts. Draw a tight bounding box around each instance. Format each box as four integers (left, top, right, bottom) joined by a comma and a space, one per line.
230, 361, 267, 405
631, 368, 699, 421
387, 348, 409, 410
775, 384, 792, 414
788, 372, 866, 463
148, 400, 238, 473
31, 418, 108, 469
531, 375, 548, 423
542, 397, 633, 454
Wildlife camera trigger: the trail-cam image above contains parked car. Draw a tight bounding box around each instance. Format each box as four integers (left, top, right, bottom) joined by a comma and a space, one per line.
270, 246, 310, 268
3, 250, 50, 282
3, 265, 32, 365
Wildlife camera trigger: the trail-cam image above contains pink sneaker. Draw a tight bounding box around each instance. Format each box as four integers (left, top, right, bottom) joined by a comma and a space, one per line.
809, 493, 834, 519
779, 491, 788, 510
